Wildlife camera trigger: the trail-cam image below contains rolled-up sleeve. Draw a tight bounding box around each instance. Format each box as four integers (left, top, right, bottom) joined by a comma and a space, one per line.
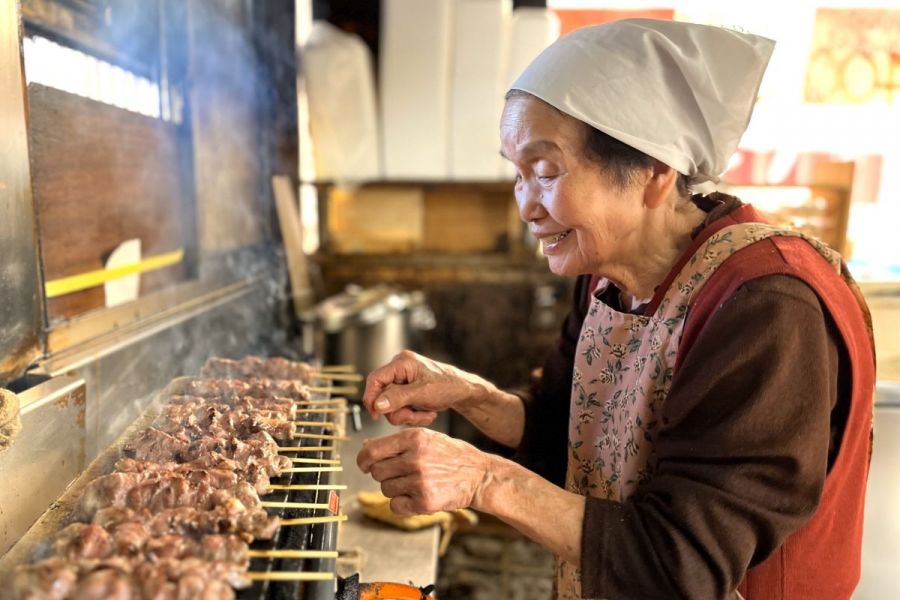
580, 275, 842, 599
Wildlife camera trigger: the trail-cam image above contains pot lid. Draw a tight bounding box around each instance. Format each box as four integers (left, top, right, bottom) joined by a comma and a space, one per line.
304, 285, 419, 331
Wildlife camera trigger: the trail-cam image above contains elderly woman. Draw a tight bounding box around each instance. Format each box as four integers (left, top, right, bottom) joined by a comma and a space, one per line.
356, 19, 875, 600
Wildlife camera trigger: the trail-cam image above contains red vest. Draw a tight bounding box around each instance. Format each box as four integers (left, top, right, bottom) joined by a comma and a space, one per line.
677, 205, 876, 599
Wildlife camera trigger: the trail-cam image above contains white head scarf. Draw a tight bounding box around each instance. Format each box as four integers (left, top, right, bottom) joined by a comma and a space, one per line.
509, 19, 775, 184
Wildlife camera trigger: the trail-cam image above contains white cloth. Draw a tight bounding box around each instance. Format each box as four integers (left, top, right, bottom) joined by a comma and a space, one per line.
509, 19, 775, 184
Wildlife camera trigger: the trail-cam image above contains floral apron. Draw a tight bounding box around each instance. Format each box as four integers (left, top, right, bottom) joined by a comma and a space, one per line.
557, 223, 841, 599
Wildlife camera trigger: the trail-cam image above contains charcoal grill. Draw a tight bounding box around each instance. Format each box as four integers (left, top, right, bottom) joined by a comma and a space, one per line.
0, 357, 351, 600
240, 420, 340, 600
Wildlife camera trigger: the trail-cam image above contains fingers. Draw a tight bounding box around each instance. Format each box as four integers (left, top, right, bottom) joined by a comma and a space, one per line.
389, 495, 417, 517
380, 474, 419, 499
361, 351, 419, 418
380, 476, 429, 515
356, 428, 424, 473
385, 408, 438, 427
371, 385, 422, 419
368, 454, 413, 482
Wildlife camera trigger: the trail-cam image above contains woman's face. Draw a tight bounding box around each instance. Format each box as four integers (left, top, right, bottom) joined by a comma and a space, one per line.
500, 94, 645, 278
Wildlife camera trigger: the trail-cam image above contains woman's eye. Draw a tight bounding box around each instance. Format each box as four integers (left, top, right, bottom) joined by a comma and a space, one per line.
537, 175, 557, 183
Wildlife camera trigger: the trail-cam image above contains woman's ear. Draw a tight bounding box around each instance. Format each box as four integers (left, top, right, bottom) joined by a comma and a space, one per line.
642, 161, 679, 208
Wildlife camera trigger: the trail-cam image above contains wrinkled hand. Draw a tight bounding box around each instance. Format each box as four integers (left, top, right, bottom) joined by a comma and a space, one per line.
357, 428, 491, 516
362, 350, 476, 427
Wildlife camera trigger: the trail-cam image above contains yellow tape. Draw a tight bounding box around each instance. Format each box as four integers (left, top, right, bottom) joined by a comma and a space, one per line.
44, 249, 184, 299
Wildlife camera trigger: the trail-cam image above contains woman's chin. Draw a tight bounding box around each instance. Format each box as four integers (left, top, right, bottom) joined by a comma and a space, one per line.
546, 257, 579, 277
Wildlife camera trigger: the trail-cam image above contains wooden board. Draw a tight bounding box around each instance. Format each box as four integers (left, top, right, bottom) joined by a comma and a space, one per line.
27, 84, 187, 323
272, 175, 313, 314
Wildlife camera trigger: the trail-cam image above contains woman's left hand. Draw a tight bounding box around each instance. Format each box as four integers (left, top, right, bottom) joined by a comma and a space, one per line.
356, 428, 491, 516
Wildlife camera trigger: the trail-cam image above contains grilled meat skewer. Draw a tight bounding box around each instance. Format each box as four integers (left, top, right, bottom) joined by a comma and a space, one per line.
154, 403, 297, 441
201, 356, 319, 382
114, 456, 274, 496
166, 377, 312, 402
10, 555, 246, 600
93, 501, 280, 541
51, 523, 250, 566
167, 393, 296, 416
122, 428, 291, 476
77, 473, 263, 520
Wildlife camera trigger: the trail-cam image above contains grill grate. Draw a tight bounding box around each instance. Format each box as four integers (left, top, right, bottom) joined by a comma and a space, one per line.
239, 396, 341, 600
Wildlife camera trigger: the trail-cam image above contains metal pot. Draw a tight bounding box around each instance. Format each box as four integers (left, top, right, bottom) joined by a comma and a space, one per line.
301, 286, 435, 390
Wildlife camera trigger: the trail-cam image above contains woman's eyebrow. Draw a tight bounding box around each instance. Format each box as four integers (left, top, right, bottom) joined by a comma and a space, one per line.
499, 140, 561, 161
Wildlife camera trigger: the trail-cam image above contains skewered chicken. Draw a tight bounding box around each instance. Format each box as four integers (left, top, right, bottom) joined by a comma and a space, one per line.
10, 555, 247, 600
166, 377, 312, 402
51, 523, 249, 566
93, 500, 280, 540
77, 473, 262, 520
201, 355, 318, 381
122, 428, 291, 476
154, 402, 297, 441
114, 456, 273, 496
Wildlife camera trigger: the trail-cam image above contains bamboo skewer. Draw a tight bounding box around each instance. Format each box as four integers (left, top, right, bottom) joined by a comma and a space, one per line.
316, 373, 364, 382
260, 500, 333, 509
260, 501, 331, 509
295, 408, 349, 414
282, 466, 343, 474
292, 420, 336, 429
305, 385, 357, 395
291, 457, 341, 465
292, 432, 349, 441
319, 365, 356, 373
247, 549, 338, 559
268, 483, 347, 491
246, 571, 335, 582
280, 514, 348, 526
277, 445, 336, 452
295, 399, 348, 407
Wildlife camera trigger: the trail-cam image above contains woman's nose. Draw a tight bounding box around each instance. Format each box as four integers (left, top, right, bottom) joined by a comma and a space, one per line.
515, 182, 546, 223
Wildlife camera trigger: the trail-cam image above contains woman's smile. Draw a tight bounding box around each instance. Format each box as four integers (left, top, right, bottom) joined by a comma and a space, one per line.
539, 229, 573, 254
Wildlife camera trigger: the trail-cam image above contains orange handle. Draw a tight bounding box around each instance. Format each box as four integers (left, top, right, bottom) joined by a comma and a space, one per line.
359, 582, 432, 600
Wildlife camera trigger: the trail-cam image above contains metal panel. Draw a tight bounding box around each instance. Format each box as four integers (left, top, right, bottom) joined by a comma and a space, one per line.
0, 375, 85, 556
0, 0, 43, 384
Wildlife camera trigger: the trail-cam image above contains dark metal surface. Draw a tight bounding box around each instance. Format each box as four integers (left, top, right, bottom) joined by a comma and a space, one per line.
236, 416, 339, 600
0, 0, 44, 385
0, 376, 86, 555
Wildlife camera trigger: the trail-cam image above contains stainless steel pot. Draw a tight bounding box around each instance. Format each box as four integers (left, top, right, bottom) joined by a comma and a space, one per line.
301, 286, 435, 390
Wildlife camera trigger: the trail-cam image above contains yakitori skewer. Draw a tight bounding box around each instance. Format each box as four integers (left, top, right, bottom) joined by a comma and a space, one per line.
268, 484, 347, 491
292, 420, 336, 429
281, 514, 347, 525
282, 466, 343, 474
295, 399, 349, 407
260, 501, 333, 509
291, 457, 341, 465
320, 365, 356, 373
277, 445, 336, 452
316, 372, 364, 382
306, 385, 358, 395
247, 571, 335, 582
292, 432, 349, 441
296, 408, 349, 414
247, 549, 338, 559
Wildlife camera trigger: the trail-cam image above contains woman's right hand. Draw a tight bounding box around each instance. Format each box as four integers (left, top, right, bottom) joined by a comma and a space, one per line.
362, 350, 481, 427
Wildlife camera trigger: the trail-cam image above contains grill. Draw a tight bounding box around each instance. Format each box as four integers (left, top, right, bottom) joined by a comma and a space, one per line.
239, 431, 340, 600
0, 355, 353, 600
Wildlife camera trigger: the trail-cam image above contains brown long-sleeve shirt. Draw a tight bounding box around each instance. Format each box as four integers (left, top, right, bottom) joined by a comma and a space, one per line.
513, 199, 849, 599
